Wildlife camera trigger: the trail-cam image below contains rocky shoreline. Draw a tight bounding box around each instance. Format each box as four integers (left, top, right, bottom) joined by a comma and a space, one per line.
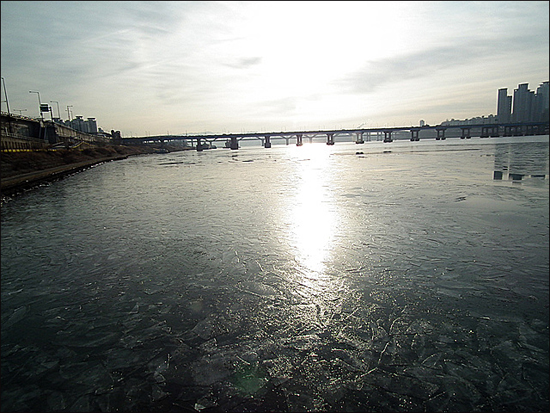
1, 145, 190, 199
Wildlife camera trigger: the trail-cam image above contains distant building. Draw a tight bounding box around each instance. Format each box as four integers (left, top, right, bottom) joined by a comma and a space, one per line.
440, 115, 496, 126
70, 116, 85, 132
86, 117, 97, 134
535, 81, 549, 122
111, 130, 122, 144
65, 115, 99, 134
494, 82, 548, 124
419, 120, 425, 127
497, 88, 512, 123
440, 81, 548, 127
512, 83, 535, 122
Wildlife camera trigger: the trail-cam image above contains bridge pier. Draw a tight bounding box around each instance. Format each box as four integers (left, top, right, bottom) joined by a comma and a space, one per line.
230, 136, 239, 150
296, 134, 303, 146
480, 126, 498, 138
326, 133, 335, 145
196, 137, 203, 151
504, 126, 512, 136
410, 129, 420, 141
516, 125, 524, 136
460, 127, 471, 139
355, 132, 364, 144
264, 135, 271, 148
435, 128, 446, 140
481, 126, 488, 138
506, 125, 521, 136
481, 125, 499, 138
383, 130, 393, 143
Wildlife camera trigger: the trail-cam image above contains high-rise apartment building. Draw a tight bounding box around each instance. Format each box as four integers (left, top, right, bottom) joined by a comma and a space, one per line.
495, 82, 548, 123
71, 115, 86, 132
64, 115, 98, 134
86, 118, 97, 134
535, 81, 549, 122
497, 88, 512, 123
512, 83, 534, 122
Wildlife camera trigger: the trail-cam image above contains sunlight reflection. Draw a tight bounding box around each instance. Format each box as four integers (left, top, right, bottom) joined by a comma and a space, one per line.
289, 144, 337, 275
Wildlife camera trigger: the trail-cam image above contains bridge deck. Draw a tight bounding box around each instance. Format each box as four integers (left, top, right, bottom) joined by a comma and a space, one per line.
123, 121, 549, 145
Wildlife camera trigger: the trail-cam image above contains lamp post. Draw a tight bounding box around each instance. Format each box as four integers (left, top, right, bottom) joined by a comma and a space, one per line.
50, 100, 60, 121
1, 77, 11, 115
29, 90, 43, 119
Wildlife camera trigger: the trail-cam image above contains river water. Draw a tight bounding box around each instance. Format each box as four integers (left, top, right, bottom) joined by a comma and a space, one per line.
1, 136, 548, 412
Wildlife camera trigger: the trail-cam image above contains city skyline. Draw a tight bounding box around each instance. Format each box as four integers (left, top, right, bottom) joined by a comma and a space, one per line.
1, 1, 549, 137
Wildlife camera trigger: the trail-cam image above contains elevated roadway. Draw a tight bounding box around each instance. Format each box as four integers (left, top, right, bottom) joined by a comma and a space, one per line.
122, 121, 549, 150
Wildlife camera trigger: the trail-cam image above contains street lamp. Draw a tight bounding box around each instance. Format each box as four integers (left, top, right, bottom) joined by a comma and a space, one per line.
1, 77, 11, 115
50, 100, 60, 120
29, 90, 43, 119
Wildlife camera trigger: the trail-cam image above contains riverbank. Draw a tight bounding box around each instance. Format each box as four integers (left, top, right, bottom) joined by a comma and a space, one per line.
1, 145, 190, 198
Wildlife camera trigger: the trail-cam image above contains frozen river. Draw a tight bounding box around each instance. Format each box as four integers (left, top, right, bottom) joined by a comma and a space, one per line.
1, 136, 549, 412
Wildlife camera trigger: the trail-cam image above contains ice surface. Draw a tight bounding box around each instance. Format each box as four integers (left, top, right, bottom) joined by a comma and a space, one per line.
1, 138, 548, 412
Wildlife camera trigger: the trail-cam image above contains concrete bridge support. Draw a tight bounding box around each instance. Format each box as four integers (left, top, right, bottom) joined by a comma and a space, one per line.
515, 125, 524, 136
264, 136, 271, 148
410, 129, 420, 141
355, 132, 364, 144
460, 128, 471, 139
480, 126, 499, 138
326, 133, 335, 145
505, 125, 522, 136
503, 126, 513, 136
535, 124, 547, 135
383, 130, 393, 143
479, 126, 493, 138
296, 134, 303, 146
435, 128, 446, 140
480, 127, 489, 138
230, 136, 239, 150
196, 137, 203, 151
525, 125, 539, 136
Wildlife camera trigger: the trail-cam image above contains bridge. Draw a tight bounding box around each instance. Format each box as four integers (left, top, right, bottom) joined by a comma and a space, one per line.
122, 121, 549, 151
3, 112, 547, 152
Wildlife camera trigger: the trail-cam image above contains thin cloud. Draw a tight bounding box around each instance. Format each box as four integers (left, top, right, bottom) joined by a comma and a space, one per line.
336, 29, 547, 97
224, 57, 262, 69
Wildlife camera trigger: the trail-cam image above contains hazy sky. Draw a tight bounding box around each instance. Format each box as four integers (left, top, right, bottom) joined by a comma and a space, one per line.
1, 1, 548, 137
